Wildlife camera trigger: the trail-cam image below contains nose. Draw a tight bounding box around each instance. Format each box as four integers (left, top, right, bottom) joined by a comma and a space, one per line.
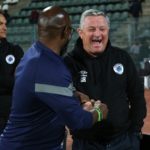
94, 28, 101, 36
3, 24, 7, 30
1, 22, 7, 30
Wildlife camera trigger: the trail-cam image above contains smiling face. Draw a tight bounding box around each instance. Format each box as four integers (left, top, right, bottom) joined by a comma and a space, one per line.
78, 15, 109, 56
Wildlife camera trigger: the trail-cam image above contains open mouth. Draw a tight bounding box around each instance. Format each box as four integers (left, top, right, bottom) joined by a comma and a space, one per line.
92, 39, 102, 44
92, 38, 102, 48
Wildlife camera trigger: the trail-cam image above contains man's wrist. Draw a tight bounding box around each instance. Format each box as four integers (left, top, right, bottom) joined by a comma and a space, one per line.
95, 108, 103, 122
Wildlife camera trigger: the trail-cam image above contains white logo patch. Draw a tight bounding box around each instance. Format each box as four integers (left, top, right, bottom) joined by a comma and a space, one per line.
5, 55, 15, 64
80, 70, 88, 83
113, 63, 124, 75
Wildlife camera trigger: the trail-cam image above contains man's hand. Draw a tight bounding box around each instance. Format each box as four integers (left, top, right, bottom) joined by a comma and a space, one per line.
82, 100, 94, 111
75, 91, 91, 104
75, 91, 95, 111
75, 91, 108, 121
94, 100, 108, 120
83, 100, 108, 120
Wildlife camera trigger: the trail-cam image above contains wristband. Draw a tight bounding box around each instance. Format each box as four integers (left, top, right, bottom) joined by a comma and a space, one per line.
95, 108, 102, 122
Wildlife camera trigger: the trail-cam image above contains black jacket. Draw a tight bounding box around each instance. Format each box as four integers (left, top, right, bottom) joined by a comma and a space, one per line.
0, 38, 24, 95
64, 38, 146, 141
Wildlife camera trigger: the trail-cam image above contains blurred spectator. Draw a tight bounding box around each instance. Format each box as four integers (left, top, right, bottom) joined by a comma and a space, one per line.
130, 40, 141, 67
139, 40, 150, 62
129, 0, 142, 32
140, 59, 150, 76
29, 10, 39, 24
138, 40, 150, 76
0, 10, 24, 134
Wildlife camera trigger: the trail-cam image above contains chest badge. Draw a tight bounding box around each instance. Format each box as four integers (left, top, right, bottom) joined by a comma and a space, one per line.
80, 70, 88, 83
5, 54, 15, 64
113, 63, 124, 75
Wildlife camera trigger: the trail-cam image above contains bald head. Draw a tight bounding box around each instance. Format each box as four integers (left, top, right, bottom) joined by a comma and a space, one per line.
38, 6, 71, 40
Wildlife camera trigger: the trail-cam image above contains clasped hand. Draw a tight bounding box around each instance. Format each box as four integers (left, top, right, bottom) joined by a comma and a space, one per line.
75, 91, 108, 120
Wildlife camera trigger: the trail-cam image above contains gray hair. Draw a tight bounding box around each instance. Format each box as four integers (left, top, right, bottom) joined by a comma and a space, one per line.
79, 9, 110, 29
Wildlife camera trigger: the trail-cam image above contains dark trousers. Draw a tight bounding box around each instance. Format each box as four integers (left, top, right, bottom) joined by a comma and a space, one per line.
141, 134, 150, 150
0, 95, 12, 134
72, 132, 140, 150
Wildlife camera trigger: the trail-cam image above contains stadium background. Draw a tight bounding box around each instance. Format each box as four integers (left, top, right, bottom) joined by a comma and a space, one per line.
0, 0, 150, 149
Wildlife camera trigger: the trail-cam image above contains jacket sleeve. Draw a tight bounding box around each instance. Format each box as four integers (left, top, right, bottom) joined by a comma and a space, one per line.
34, 58, 93, 131
126, 52, 146, 132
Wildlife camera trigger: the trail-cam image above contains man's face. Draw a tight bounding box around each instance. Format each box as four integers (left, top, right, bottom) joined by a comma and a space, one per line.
78, 15, 109, 56
0, 14, 7, 39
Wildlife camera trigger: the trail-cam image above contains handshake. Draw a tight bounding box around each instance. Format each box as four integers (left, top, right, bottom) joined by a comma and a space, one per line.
75, 91, 108, 123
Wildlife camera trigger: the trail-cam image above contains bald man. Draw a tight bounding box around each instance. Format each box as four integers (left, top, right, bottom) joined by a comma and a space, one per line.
0, 6, 108, 150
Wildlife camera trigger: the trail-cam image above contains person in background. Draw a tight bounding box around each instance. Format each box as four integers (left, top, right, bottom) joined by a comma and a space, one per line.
129, 0, 142, 33
0, 6, 108, 150
29, 9, 39, 24
64, 9, 146, 150
129, 40, 141, 69
0, 10, 24, 134
139, 39, 150, 63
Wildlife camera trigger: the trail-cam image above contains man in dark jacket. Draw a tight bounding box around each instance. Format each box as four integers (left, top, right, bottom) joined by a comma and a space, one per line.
0, 6, 108, 150
0, 10, 24, 133
64, 9, 146, 150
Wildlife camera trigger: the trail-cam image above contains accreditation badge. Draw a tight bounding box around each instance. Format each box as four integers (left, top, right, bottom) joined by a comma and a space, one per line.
5, 54, 15, 64
113, 63, 124, 75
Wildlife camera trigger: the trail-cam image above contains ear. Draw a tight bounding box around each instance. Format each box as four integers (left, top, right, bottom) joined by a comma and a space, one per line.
61, 26, 72, 40
61, 26, 67, 39
77, 28, 83, 39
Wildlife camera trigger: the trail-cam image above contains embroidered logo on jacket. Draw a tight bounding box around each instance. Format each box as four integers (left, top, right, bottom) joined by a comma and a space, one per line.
113, 63, 124, 75
80, 70, 88, 83
5, 55, 15, 64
